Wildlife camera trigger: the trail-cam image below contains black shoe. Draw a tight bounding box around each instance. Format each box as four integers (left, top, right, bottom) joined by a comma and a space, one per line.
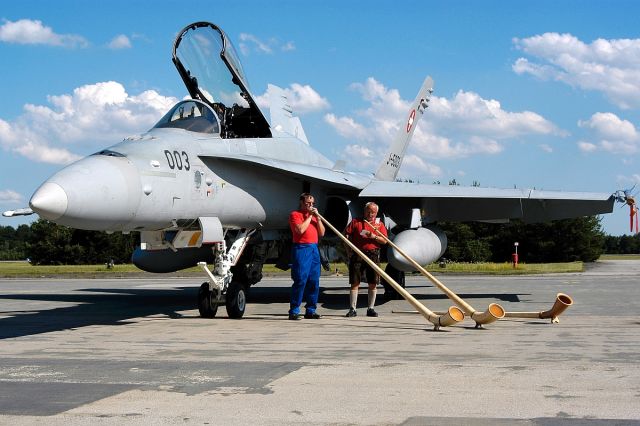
345, 308, 357, 318
304, 312, 321, 319
288, 313, 302, 320
366, 308, 379, 317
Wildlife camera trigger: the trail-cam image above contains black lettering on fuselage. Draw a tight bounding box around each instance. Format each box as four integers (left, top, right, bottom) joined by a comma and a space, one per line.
164, 150, 191, 171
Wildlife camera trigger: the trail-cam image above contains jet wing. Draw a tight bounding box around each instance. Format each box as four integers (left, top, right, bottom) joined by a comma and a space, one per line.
199, 153, 371, 190
359, 181, 615, 223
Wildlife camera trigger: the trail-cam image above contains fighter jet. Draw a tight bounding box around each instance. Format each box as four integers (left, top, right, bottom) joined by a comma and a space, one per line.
4, 22, 618, 319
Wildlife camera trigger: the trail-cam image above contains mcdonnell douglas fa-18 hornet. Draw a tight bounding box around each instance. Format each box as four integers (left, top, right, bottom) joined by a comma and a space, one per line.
4, 22, 622, 319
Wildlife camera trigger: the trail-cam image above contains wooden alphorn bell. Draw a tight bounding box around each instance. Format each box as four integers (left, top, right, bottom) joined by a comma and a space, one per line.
317, 213, 464, 330
365, 220, 505, 328
504, 293, 573, 323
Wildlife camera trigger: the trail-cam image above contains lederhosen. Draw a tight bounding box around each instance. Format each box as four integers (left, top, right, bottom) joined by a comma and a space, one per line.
349, 248, 381, 285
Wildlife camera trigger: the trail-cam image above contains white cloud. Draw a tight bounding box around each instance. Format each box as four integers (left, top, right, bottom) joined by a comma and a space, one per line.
578, 112, 637, 140
411, 132, 504, 160
281, 41, 296, 52
539, 144, 553, 153
344, 144, 375, 158
325, 114, 371, 141
324, 77, 557, 172
350, 78, 408, 112
0, 18, 88, 48
257, 83, 330, 114
616, 174, 640, 190
513, 33, 640, 109
239, 33, 272, 55
284, 84, 330, 113
578, 112, 639, 154
430, 90, 561, 138
107, 34, 131, 49
343, 144, 378, 171
0, 81, 178, 164
400, 154, 443, 178
238, 33, 295, 55
577, 141, 597, 153
0, 117, 80, 164
0, 189, 22, 204
17, 142, 81, 164
512, 58, 556, 80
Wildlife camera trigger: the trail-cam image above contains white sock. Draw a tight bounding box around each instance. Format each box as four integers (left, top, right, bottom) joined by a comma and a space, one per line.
349, 289, 358, 309
368, 289, 377, 309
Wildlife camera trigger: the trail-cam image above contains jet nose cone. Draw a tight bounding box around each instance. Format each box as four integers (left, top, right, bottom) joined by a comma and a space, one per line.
29, 182, 69, 220
29, 154, 142, 230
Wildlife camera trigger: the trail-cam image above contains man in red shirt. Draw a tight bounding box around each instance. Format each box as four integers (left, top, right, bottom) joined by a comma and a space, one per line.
344, 202, 388, 317
288, 193, 325, 320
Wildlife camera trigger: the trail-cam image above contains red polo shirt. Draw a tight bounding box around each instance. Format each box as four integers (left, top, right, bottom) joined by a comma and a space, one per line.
345, 217, 388, 251
289, 210, 320, 244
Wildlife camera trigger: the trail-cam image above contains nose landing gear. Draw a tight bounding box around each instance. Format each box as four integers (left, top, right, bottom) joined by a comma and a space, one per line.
197, 228, 254, 319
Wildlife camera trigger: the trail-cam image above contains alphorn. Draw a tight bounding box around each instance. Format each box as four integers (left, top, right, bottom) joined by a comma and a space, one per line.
316, 213, 464, 330
365, 220, 505, 328
504, 293, 573, 323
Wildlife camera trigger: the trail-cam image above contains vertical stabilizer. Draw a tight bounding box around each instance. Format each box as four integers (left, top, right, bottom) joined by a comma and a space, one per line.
268, 84, 309, 144
374, 76, 433, 181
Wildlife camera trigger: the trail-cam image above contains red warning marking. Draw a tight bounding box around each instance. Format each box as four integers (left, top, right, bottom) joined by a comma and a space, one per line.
406, 109, 416, 133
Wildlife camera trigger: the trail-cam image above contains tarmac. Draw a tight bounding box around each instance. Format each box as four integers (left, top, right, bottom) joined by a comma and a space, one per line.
0, 260, 639, 425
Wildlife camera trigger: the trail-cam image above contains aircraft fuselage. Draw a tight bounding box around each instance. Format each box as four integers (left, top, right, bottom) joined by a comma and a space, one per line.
29, 127, 362, 234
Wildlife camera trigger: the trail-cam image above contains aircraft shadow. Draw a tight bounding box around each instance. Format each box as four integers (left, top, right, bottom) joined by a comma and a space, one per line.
0, 287, 195, 340
0, 284, 526, 339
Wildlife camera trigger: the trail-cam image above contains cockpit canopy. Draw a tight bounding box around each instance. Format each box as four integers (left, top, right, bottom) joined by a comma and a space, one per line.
153, 100, 220, 134
172, 22, 271, 139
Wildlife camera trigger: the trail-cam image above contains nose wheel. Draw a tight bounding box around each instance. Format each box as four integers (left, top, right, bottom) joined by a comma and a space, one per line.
197, 282, 219, 318
197, 281, 247, 319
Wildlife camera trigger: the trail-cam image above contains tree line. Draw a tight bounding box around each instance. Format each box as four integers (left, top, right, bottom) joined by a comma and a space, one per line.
439, 216, 605, 263
0, 220, 138, 264
441, 217, 639, 262
1, 216, 637, 265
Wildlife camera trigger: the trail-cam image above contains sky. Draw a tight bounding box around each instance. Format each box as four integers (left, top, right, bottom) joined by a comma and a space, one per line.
1, 0, 639, 236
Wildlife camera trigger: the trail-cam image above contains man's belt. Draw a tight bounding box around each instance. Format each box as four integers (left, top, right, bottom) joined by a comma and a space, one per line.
362, 249, 380, 256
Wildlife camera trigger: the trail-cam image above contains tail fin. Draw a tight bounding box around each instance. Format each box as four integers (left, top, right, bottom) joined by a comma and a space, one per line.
374, 76, 434, 181
267, 84, 309, 144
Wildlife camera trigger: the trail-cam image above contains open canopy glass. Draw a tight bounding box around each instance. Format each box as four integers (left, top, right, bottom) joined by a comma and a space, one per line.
172, 22, 271, 138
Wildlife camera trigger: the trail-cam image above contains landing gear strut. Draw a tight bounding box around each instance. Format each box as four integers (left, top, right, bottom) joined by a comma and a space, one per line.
197, 229, 254, 319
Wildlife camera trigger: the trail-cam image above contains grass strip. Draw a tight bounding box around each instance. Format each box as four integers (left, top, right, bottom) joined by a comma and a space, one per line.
0, 260, 584, 278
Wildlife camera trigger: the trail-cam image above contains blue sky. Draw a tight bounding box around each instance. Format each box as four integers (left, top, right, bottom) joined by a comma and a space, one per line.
1, 0, 639, 236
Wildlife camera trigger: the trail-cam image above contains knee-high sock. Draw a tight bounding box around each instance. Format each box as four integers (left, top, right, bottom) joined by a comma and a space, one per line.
368, 288, 377, 309
350, 289, 358, 309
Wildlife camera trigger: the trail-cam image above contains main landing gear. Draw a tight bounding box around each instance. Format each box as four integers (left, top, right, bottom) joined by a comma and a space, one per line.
197, 229, 254, 319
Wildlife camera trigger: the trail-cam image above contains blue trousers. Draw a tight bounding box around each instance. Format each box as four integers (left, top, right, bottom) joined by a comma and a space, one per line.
289, 243, 321, 315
